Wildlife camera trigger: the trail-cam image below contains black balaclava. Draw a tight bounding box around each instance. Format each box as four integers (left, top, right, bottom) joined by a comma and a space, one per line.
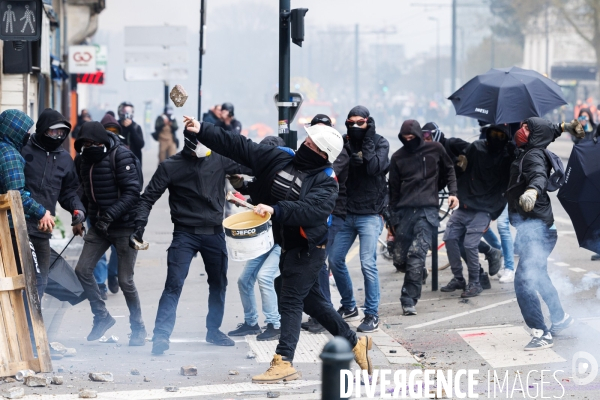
34, 108, 71, 151
293, 142, 328, 171
347, 105, 370, 143
484, 125, 509, 154
398, 119, 423, 153
75, 121, 111, 163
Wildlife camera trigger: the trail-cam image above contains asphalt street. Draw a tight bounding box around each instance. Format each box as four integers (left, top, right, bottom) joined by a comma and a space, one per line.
4, 133, 600, 399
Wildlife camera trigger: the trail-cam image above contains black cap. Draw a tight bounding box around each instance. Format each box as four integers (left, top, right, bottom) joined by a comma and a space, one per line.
310, 114, 332, 127
221, 102, 235, 116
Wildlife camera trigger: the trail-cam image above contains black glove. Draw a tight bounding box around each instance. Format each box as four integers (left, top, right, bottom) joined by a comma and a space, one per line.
365, 117, 376, 139
350, 152, 363, 166
71, 210, 85, 226
129, 225, 145, 250
95, 214, 113, 237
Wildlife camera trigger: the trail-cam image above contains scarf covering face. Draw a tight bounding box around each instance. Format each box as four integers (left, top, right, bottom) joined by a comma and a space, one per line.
293, 142, 328, 170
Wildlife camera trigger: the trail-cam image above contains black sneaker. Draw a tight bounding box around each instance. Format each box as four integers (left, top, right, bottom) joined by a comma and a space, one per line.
422, 267, 429, 285
461, 282, 483, 298
129, 327, 147, 346
100, 290, 108, 301
87, 314, 116, 341
524, 330, 553, 350
307, 319, 326, 334
257, 323, 281, 341
357, 314, 379, 333
479, 271, 492, 289
151, 335, 170, 355
402, 305, 417, 316
592, 253, 600, 261
440, 278, 466, 292
337, 306, 360, 321
550, 314, 574, 336
485, 248, 503, 276
107, 276, 119, 294
228, 322, 261, 337
206, 329, 235, 346
301, 318, 313, 331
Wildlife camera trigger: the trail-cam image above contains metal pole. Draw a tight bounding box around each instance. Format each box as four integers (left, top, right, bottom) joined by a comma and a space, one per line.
198, 0, 205, 118
432, 226, 438, 291
320, 337, 354, 400
545, 2, 549, 75
354, 24, 359, 104
164, 82, 169, 112
278, 0, 292, 148
451, 0, 457, 93
491, 34, 495, 68
436, 19, 440, 94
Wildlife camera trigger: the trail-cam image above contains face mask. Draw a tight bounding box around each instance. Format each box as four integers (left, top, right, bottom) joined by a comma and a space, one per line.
486, 130, 507, 153
515, 127, 530, 148
184, 137, 211, 158
81, 145, 107, 163
293, 142, 328, 170
400, 135, 420, 153
347, 125, 366, 142
35, 132, 65, 151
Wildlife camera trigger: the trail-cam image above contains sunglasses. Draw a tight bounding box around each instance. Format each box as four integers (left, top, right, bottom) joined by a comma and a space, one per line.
422, 131, 433, 139
45, 128, 67, 139
345, 118, 368, 128
81, 140, 104, 148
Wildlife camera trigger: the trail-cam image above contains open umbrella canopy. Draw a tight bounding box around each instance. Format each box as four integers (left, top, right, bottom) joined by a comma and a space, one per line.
558, 139, 600, 252
46, 248, 86, 305
448, 66, 568, 124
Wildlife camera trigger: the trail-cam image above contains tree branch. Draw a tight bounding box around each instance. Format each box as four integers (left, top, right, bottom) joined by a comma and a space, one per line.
554, 0, 595, 46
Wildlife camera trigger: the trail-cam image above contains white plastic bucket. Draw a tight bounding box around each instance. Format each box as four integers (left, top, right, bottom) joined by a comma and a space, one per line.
223, 210, 274, 261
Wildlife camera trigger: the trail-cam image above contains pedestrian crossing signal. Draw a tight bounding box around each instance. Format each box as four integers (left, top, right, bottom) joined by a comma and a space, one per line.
0, 0, 41, 41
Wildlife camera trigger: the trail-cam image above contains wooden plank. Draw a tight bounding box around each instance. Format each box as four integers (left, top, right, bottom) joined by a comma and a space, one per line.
0, 275, 25, 291
0, 303, 12, 370
8, 191, 52, 372
0, 193, 9, 210
0, 358, 40, 377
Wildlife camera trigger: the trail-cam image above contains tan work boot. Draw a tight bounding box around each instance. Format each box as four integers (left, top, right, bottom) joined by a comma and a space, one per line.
252, 354, 300, 384
352, 335, 373, 375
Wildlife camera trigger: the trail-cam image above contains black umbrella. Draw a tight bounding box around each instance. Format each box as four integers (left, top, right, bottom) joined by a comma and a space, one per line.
46, 248, 86, 305
558, 139, 600, 252
448, 66, 568, 124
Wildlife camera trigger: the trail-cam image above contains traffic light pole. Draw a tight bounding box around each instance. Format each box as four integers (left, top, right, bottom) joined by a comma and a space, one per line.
278, 0, 293, 149
197, 0, 206, 118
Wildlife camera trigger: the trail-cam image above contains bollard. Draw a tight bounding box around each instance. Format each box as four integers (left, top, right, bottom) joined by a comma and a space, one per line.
320, 337, 354, 400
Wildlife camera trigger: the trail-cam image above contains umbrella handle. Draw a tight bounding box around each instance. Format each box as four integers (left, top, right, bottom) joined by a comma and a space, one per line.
47, 235, 77, 271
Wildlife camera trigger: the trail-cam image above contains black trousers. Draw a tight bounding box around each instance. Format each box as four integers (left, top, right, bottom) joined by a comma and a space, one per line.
274, 246, 357, 360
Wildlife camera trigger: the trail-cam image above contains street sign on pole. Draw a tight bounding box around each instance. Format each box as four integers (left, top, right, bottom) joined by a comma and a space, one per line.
125, 51, 188, 65
95, 44, 108, 72
124, 66, 188, 82
0, 0, 42, 42
68, 45, 97, 73
124, 26, 187, 47
273, 92, 303, 124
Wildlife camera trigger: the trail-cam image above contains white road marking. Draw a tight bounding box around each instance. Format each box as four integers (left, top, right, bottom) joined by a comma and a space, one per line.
379, 290, 516, 307
20, 381, 322, 400
582, 317, 600, 334
548, 257, 555, 261
585, 272, 600, 279
346, 243, 360, 263
458, 325, 566, 368
553, 262, 570, 267
452, 324, 514, 331
247, 332, 329, 363
569, 267, 587, 272
406, 299, 518, 330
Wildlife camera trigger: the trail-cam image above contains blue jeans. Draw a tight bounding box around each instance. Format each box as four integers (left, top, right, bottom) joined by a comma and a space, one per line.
153, 231, 228, 338
238, 245, 281, 328
482, 206, 515, 271
329, 213, 383, 316
93, 246, 118, 290
319, 215, 345, 305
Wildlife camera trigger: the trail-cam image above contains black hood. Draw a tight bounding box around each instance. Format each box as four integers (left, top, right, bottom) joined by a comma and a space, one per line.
36, 108, 72, 134
260, 135, 286, 147
398, 119, 423, 152
522, 117, 557, 150
347, 105, 370, 119
74, 121, 114, 152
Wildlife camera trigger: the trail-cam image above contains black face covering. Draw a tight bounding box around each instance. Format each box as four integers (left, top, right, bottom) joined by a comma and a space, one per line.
400, 135, 421, 153
486, 130, 508, 154
81, 146, 109, 163
34, 132, 65, 151
22, 133, 30, 148
348, 126, 366, 142
293, 143, 328, 171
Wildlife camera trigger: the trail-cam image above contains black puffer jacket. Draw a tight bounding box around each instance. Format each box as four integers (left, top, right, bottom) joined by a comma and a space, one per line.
197, 123, 338, 250
22, 109, 85, 238
346, 124, 390, 215
76, 123, 141, 228
507, 117, 563, 227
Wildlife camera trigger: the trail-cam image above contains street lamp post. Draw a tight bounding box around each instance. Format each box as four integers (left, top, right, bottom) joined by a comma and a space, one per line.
429, 17, 440, 95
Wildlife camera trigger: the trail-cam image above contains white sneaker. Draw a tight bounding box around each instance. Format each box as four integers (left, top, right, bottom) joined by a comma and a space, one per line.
499, 269, 515, 283
497, 268, 506, 278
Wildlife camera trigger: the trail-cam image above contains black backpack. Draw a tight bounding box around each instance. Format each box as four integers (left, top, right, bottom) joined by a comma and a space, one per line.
515, 148, 565, 192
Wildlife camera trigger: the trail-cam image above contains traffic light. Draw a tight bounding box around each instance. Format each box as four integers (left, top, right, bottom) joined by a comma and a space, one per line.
291, 8, 308, 47
0, 0, 42, 42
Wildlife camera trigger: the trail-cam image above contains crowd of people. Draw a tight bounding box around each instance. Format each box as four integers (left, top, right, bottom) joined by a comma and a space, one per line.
0, 99, 588, 382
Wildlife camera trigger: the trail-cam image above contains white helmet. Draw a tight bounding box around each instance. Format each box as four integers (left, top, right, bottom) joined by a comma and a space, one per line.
304, 124, 344, 162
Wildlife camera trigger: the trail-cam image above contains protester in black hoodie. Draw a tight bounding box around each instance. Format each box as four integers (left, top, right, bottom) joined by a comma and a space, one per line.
21, 109, 86, 299
442, 124, 512, 298
506, 117, 583, 350
389, 120, 458, 315
73, 122, 146, 345
117, 102, 145, 166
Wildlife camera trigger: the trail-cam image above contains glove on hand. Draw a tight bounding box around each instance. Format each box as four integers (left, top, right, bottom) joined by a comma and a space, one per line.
95, 214, 113, 237
519, 189, 538, 212
457, 155, 468, 171
562, 119, 585, 138
129, 226, 145, 250
71, 210, 85, 226
227, 174, 244, 189
350, 152, 363, 166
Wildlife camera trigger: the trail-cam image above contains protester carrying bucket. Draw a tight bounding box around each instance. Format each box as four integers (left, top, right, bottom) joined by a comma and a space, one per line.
223, 210, 274, 261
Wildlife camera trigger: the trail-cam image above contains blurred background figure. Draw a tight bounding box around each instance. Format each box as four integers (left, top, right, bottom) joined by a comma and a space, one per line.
118, 101, 145, 166
202, 104, 222, 124
72, 109, 92, 140
216, 102, 242, 134
153, 106, 179, 163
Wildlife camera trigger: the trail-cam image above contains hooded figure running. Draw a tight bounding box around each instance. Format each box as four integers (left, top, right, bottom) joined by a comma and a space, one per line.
388, 120, 458, 315
184, 116, 373, 384
506, 117, 583, 350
